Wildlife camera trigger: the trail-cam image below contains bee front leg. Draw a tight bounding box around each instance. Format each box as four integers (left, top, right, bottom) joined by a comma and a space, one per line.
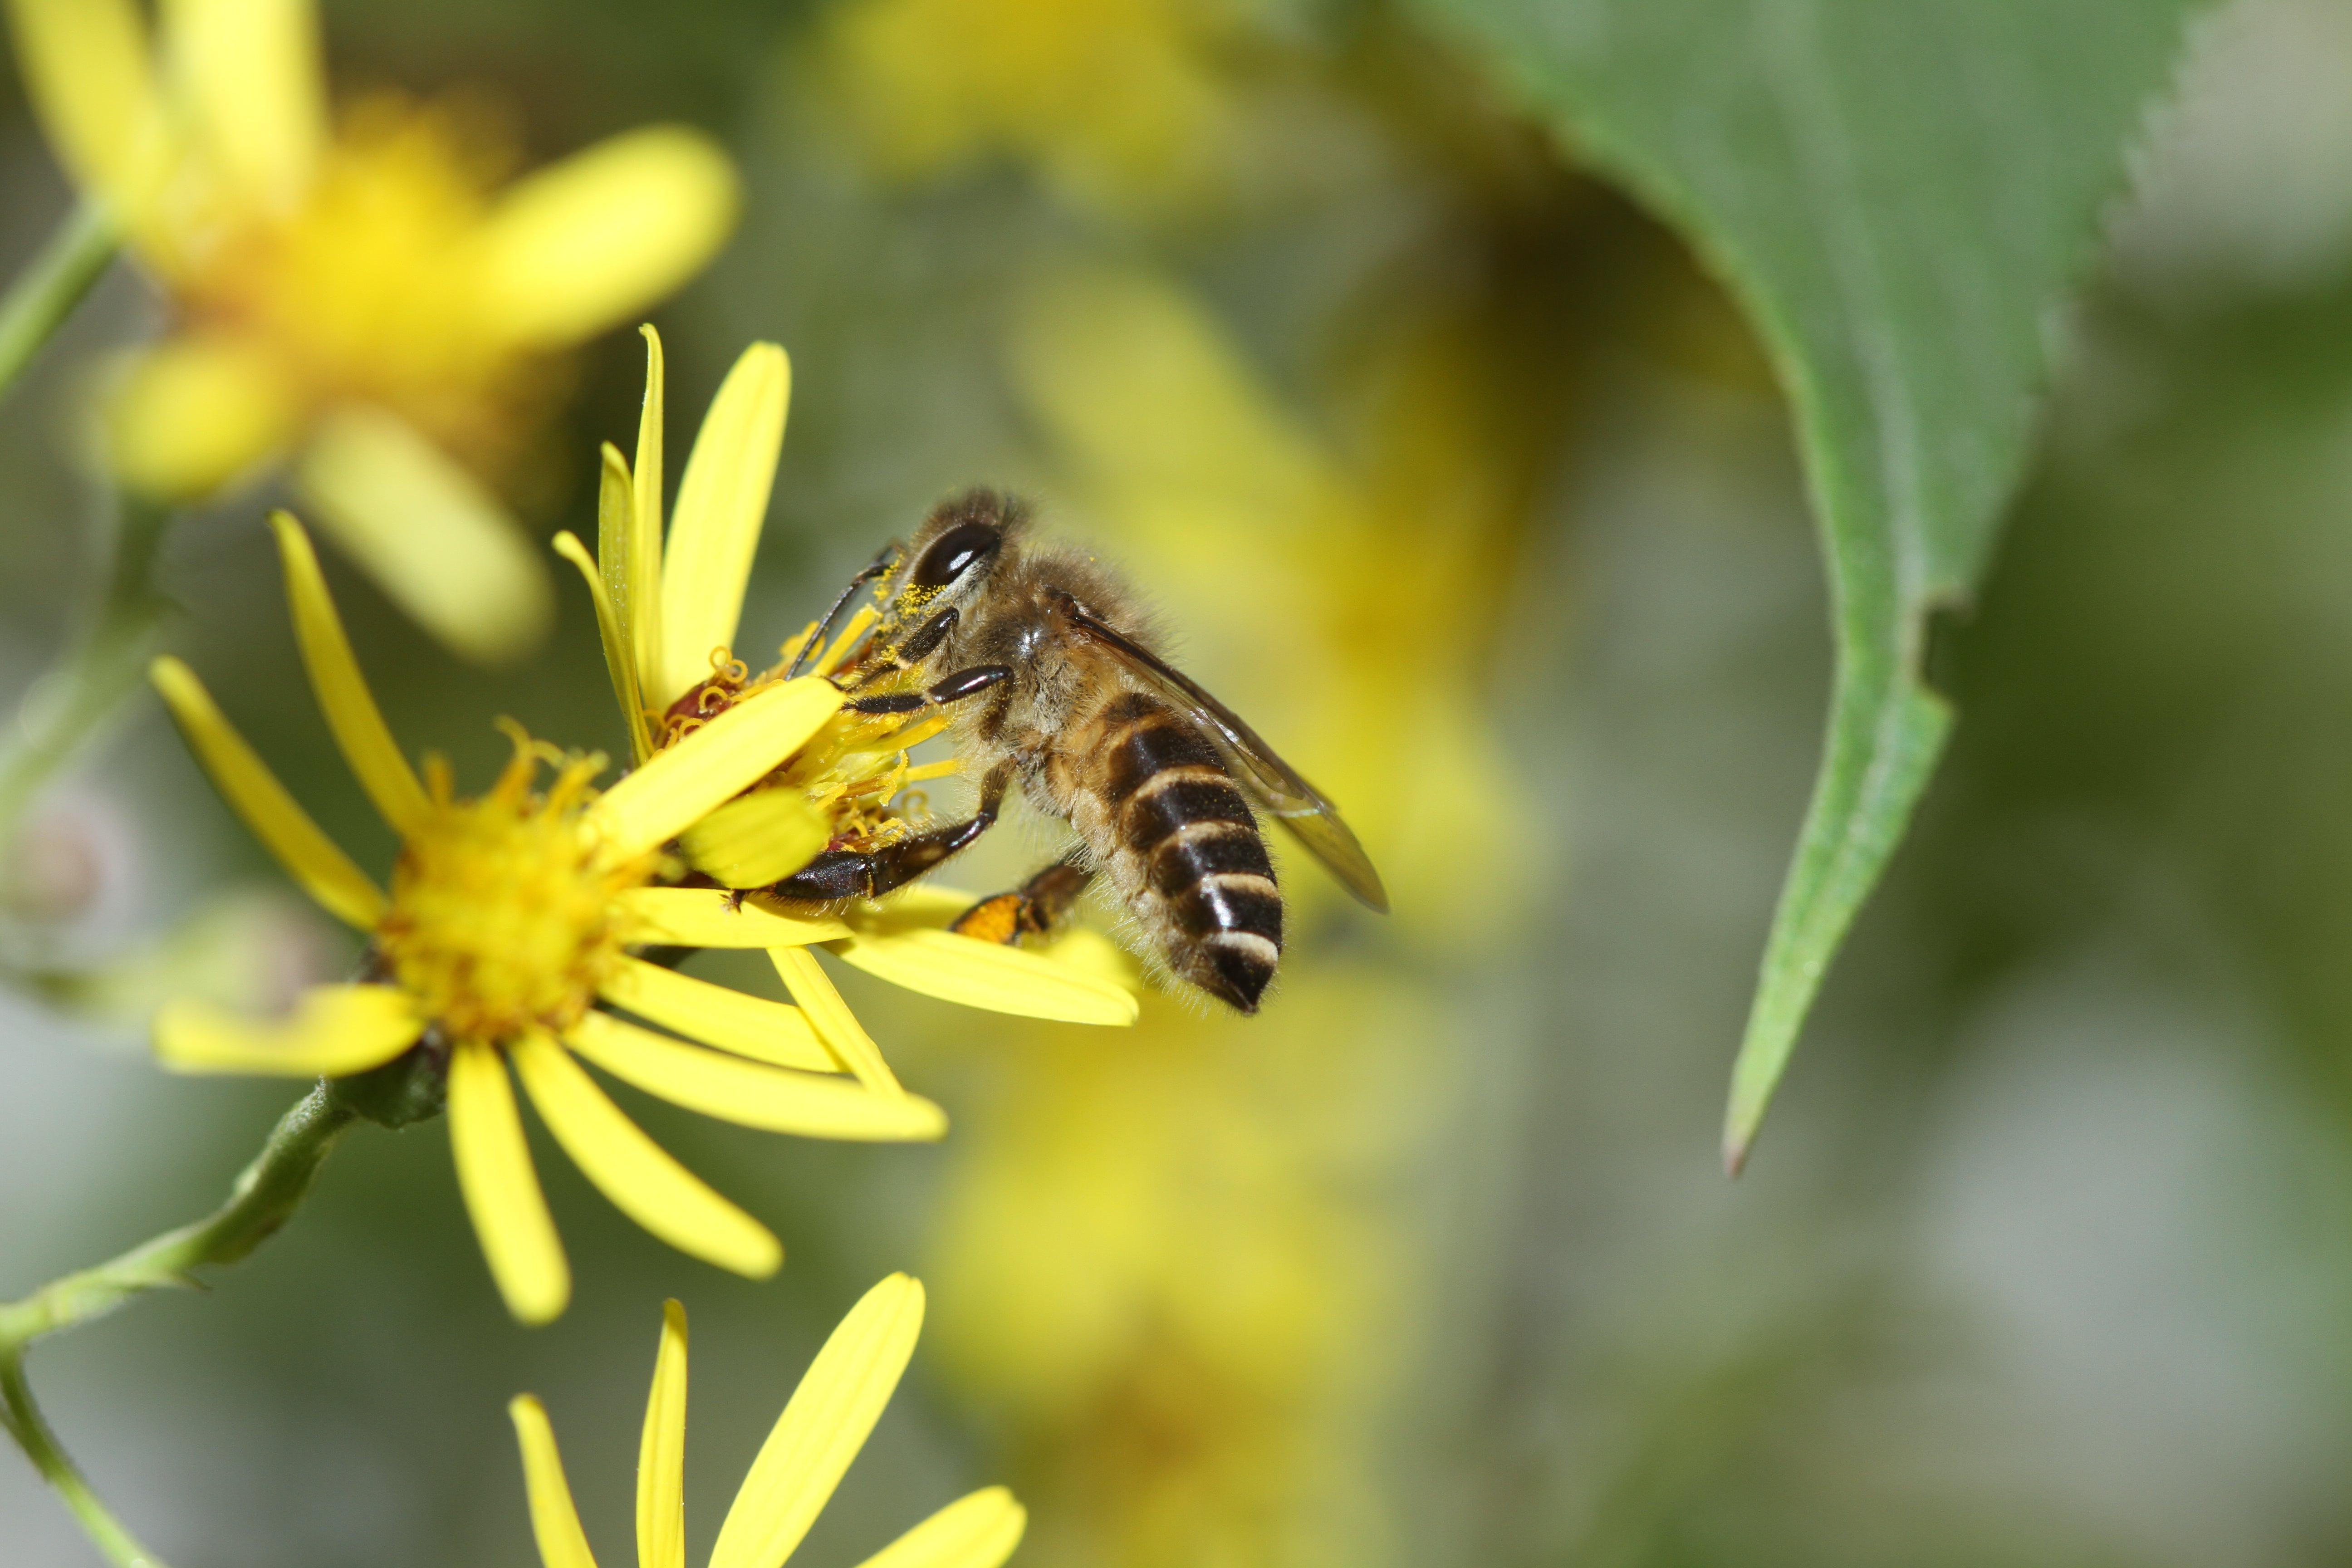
846, 662, 1009, 715
769, 761, 1014, 902
950, 855, 1095, 945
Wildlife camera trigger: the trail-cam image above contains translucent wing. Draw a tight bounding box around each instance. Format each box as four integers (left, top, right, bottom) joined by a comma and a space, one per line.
1061, 599, 1390, 913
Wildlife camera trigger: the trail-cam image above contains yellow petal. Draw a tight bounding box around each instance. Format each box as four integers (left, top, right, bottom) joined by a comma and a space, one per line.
507, 1396, 602, 1568
585, 679, 841, 860
631, 326, 666, 700
676, 788, 828, 890
655, 343, 787, 706
708, 1274, 925, 1568
296, 405, 553, 666
511, 1034, 780, 1279
475, 127, 740, 350
163, 0, 325, 211
594, 441, 635, 663
4, 0, 167, 215
107, 335, 297, 499
566, 1011, 946, 1142
825, 929, 1138, 1026
845, 885, 984, 931
153, 982, 421, 1076
555, 524, 652, 764
615, 887, 848, 949
598, 957, 837, 1073
769, 946, 904, 1095
450, 1040, 569, 1325
851, 1489, 1028, 1568
150, 657, 386, 929
1038, 927, 1140, 989
270, 511, 430, 836
637, 1300, 689, 1568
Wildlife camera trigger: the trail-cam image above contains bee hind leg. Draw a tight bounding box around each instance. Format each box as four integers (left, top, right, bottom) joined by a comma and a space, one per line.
951, 855, 1094, 945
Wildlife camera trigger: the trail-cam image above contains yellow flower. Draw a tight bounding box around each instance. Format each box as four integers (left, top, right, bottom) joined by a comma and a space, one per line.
551, 328, 1140, 1028
4, 0, 739, 663
148, 512, 945, 1325
511, 1277, 1026, 1568
827, 0, 1248, 215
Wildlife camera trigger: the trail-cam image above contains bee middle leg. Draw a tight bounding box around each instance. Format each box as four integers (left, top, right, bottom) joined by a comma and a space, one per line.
949, 855, 1096, 945
769, 760, 1014, 902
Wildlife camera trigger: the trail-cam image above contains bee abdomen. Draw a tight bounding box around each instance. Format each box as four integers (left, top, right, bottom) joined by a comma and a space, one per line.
1100, 696, 1282, 1012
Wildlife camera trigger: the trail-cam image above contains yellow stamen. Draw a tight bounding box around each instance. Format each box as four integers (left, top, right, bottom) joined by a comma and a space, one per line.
377, 732, 641, 1045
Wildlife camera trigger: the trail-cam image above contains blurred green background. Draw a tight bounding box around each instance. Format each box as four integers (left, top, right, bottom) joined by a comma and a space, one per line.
7, 0, 2352, 1564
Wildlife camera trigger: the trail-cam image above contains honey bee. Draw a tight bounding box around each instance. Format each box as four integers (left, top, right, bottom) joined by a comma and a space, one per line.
773, 489, 1388, 1012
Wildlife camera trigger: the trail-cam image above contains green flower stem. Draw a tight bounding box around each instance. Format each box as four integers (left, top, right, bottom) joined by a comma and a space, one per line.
0, 1085, 359, 1568
0, 200, 118, 406
0, 1353, 166, 1568
0, 1084, 356, 1347
0, 495, 176, 848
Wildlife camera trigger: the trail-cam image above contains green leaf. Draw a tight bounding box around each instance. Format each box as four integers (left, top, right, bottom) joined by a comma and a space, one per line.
1407, 0, 2209, 1168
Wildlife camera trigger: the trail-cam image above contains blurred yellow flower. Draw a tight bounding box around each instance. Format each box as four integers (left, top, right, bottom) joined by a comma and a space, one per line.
147, 513, 943, 1324
553, 329, 1140, 1028
3, 0, 739, 662
827, 0, 1246, 213
927, 976, 1436, 1567
511, 1279, 1026, 1568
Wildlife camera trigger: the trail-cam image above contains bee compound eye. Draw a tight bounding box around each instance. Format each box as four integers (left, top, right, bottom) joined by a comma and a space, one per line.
910, 521, 999, 590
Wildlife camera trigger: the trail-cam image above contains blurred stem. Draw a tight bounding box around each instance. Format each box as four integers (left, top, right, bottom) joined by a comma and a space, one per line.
0, 201, 118, 405
0, 495, 176, 848
0, 1085, 354, 1346
0, 1085, 358, 1568
0, 1354, 167, 1568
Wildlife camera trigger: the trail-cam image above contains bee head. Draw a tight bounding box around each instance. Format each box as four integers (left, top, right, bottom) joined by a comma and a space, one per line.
892, 489, 1023, 612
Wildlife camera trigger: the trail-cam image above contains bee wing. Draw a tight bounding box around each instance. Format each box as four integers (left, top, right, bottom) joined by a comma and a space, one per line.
1062, 601, 1390, 913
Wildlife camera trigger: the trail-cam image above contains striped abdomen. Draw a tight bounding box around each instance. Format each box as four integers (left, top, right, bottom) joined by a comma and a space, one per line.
1090, 691, 1281, 1011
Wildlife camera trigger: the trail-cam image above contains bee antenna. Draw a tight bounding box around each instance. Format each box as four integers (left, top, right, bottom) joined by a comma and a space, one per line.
787, 544, 897, 680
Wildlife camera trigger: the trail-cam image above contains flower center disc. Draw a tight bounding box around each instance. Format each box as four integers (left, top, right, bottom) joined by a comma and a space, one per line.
377, 783, 633, 1045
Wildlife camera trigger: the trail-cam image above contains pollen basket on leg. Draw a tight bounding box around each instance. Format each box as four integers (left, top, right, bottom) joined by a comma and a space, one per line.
375, 742, 649, 1043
